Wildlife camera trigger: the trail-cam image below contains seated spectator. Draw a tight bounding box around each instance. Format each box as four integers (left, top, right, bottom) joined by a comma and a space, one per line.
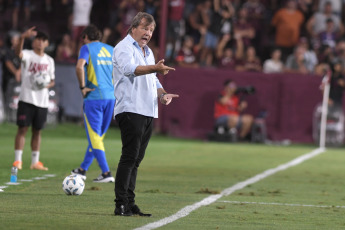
236, 45, 262, 72
217, 34, 242, 69
318, 18, 340, 49
55, 33, 76, 63
175, 36, 199, 68
284, 45, 309, 74
218, 47, 237, 69
298, 37, 318, 73
263, 47, 284, 73
306, 1, 344, 39
214, 79, 253, 140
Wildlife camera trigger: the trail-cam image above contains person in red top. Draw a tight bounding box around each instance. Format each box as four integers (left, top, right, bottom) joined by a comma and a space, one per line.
214, 79, 253, 140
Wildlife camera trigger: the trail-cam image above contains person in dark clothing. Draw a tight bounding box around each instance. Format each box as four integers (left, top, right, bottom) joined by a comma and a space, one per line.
1, 31, 21, 104
329, 61, 345, 106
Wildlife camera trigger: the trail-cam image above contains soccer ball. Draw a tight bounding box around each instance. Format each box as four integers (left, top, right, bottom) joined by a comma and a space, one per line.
62, 175, 85, 195
33, 73, 51, 89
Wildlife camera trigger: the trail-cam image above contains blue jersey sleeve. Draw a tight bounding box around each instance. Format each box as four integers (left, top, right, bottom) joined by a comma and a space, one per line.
78, 45, 89, 64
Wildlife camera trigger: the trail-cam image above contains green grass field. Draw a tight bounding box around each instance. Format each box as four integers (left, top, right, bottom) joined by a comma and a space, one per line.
1, 122, 345, 230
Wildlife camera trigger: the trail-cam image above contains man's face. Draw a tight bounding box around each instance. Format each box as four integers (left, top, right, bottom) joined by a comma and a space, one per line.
32, 38, 49, 52
286, 0, 296, 9
226, 82, 237, 94
131, 18, 155, 48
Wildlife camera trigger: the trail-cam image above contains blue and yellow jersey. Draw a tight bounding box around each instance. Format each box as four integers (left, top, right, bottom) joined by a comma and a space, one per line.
78, 41, 115, 100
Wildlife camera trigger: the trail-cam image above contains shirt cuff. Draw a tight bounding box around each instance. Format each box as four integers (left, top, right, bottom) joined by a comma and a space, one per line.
130, 64, 139, 76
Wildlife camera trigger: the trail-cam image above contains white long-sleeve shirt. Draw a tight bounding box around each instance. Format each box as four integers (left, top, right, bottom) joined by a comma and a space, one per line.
112, 34, 163, 118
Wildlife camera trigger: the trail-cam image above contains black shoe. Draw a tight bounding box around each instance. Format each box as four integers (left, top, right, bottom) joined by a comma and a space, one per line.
131, 205, 152, 217
114, 205, 133, 216
93, 172, 115, 183
71, 168, 86, 180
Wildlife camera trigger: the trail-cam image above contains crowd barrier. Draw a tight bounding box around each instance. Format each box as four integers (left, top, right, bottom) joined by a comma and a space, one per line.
55, 64, 333, 143
55, 64, 83, 118
159, 67, 327, 143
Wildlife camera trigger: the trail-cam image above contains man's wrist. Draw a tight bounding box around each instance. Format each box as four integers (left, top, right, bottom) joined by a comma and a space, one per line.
80, 86, 85, 90
160, 93, 167, 99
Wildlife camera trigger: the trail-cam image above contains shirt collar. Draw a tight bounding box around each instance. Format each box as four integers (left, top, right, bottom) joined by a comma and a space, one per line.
126, 34, 151, 57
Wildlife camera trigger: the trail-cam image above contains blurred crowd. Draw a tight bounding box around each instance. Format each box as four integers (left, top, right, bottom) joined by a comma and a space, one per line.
1, 0, 345, 79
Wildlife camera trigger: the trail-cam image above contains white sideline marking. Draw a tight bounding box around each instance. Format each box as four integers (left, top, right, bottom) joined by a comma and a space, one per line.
135, 148, 325, 230
0, 186, 8, 189
5, 182, 21, 185
220, 200, 345, 209
18, 179, 34, 182
0, 189, 4, 192
33, 177, 47, 180
44, 174, 56, 177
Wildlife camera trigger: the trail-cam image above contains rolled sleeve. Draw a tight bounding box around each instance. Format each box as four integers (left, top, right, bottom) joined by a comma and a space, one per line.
155, 77, 162, 89
113, 45, 138, 77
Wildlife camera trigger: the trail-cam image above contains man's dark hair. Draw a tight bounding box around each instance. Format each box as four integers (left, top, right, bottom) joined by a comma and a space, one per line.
127, 12, 156, 35
223, 79, 233, 86
81, 24, 102, 41
35, 31, 49, 41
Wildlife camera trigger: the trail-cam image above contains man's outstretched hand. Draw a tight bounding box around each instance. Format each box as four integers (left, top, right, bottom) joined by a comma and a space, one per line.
160, 93, 179, 105
156, 59, 175, 75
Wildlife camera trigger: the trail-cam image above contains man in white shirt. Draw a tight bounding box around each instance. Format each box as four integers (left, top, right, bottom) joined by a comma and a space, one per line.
112, 12, 178, 217
12, 27, 55, 171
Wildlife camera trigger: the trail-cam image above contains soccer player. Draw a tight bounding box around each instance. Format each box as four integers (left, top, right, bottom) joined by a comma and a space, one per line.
71, 25, 115, 183
112, 12, 178, 216
13, 27, 55, 171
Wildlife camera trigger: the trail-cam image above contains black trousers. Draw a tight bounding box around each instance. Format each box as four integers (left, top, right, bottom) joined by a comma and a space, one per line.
114, 112, 153, 208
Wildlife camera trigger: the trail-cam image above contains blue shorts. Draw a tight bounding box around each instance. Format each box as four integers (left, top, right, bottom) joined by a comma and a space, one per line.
204, 31, 219, 49
215, 115, 242, 129
215, 115, 229, 127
